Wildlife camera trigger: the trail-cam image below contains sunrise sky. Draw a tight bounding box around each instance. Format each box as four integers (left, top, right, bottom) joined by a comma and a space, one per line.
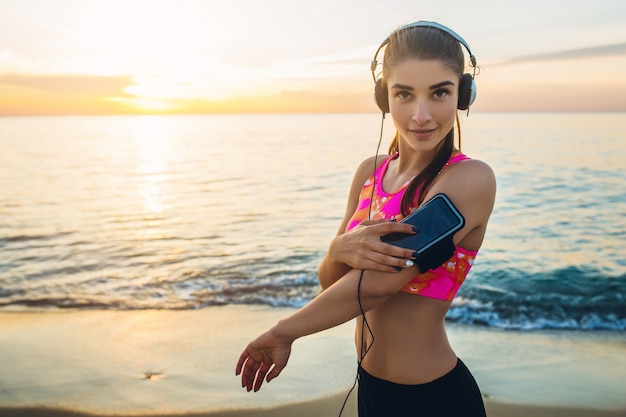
1, 0, 625, 115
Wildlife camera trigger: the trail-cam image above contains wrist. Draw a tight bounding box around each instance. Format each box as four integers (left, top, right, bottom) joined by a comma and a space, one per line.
327, 234, 343, 264
270, 319, 298, 345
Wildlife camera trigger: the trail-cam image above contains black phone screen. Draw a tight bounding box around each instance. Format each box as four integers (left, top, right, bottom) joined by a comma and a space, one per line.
380, 194, 465, 254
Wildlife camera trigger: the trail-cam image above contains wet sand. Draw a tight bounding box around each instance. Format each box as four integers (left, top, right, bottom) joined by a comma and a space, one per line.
0, 306, 624, 416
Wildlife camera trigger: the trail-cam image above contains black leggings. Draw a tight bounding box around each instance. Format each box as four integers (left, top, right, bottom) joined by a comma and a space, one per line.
357, 358, 486, 417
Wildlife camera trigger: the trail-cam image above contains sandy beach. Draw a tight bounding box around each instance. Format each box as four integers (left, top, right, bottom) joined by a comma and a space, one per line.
0, 305, 625, 417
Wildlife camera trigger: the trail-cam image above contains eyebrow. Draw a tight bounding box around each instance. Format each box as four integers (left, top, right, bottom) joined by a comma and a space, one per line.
390, 80, 456, 90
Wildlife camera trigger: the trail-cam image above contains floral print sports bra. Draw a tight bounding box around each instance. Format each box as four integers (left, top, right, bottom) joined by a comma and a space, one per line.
345, 152, 478, 301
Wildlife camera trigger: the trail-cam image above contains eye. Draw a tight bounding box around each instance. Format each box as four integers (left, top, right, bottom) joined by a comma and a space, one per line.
395, 90, 412, 101
433, 88, 450, 99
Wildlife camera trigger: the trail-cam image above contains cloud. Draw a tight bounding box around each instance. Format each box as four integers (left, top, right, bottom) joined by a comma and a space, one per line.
0, 74, 133, 95
475, 81, 626, 112
493, 43, 626, 66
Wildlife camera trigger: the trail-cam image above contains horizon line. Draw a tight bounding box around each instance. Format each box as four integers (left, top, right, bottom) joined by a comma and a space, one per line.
1, 109, 625, 117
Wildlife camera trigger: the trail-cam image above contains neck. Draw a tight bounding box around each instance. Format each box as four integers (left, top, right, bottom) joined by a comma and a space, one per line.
395, 143, 438, 176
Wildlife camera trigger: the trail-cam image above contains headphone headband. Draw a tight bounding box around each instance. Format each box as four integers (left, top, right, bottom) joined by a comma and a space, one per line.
371, 21, 477, 82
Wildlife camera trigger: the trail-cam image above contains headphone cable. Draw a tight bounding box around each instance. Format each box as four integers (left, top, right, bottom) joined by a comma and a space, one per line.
337, 113, 385, 416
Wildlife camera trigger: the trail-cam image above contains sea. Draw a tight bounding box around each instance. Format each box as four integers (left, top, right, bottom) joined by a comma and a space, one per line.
1, 112, 624, 331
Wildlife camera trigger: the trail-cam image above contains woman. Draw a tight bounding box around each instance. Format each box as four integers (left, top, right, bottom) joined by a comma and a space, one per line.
236, 21, 496, 416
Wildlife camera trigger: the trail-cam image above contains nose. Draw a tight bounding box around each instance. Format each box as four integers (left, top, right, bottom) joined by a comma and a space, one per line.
411, 99, 432, 125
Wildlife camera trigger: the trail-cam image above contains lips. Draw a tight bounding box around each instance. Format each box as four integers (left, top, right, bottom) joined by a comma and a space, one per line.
409, 128, 436, 139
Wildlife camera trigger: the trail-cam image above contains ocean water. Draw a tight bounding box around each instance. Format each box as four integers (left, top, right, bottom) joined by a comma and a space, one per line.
1, 113, 625, 331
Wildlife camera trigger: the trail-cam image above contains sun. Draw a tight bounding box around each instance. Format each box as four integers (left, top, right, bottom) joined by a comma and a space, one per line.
107, 74, 246, 113
108, 96, 180, 113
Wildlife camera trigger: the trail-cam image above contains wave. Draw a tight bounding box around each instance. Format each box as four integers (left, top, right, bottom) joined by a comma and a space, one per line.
449, 266, 626, 331
1, 262, 624, 331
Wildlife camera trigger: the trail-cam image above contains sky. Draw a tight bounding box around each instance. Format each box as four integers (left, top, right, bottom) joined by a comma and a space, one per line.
0, 0, 625, 115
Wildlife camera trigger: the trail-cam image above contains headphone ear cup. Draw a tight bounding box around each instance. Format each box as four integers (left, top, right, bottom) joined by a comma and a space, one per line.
458, 73, 476, 110
374, 79, 390, 113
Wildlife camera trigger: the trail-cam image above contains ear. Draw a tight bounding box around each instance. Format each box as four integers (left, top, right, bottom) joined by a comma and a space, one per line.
374, 78, 390, 113
457, 73, 476, 110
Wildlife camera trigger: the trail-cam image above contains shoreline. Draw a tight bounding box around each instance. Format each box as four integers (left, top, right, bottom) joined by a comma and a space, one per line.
0, 306, 625, 416
2, 395, 626, 417
2, 397, 626, 417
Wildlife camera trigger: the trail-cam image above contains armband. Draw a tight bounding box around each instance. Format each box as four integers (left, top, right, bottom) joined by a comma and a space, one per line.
414, 236, 455, 273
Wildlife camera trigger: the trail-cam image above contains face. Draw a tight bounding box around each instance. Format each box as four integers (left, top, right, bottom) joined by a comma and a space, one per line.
387, 59, 458, 154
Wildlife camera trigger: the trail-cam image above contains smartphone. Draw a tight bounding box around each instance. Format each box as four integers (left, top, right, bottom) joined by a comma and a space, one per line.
381, 193, 465, 256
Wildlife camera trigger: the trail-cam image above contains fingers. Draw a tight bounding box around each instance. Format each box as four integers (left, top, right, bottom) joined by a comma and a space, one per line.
356, 217, 416, 236
339, 239, 414, 273
243, 359, 261, 392
236, 349, 282, 392
235, 350, 248, 376
365, 234, 416, 269
253, 362, 272, 392
236, 329, 293, 393
331, 219, 416, 271
266, 363, 285, 383
236, 346, 261, 391
237, 357, 281, 392
237, 354, 257, 391
349, 222, 416, 268
359, 253, 416, 273
372, 219, 417, 235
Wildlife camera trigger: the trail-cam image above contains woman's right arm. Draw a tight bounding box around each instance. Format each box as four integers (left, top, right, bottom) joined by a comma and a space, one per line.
317, 157, 416, 290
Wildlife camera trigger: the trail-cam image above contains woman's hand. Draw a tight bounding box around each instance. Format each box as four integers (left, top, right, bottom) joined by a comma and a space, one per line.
329, 219, 416, 273
235, 328, 293, 392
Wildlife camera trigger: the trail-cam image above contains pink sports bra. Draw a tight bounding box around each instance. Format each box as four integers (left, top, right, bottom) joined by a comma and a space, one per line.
346, 152, 477, 301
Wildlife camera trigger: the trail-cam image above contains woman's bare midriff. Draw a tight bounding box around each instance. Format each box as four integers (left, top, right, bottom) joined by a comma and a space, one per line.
355, 291, 457, 385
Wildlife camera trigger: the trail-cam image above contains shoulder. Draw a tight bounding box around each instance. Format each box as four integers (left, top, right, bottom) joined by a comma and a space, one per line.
357, 154, 390, 172
427, 158, 496, 214
352, 154, 390, 186
335, 154, 392, 235
344, 154, 390, 210
441, 158, 495, 191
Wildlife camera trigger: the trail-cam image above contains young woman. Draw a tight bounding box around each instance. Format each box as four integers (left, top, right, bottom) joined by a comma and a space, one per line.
236, 21, 496, 416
